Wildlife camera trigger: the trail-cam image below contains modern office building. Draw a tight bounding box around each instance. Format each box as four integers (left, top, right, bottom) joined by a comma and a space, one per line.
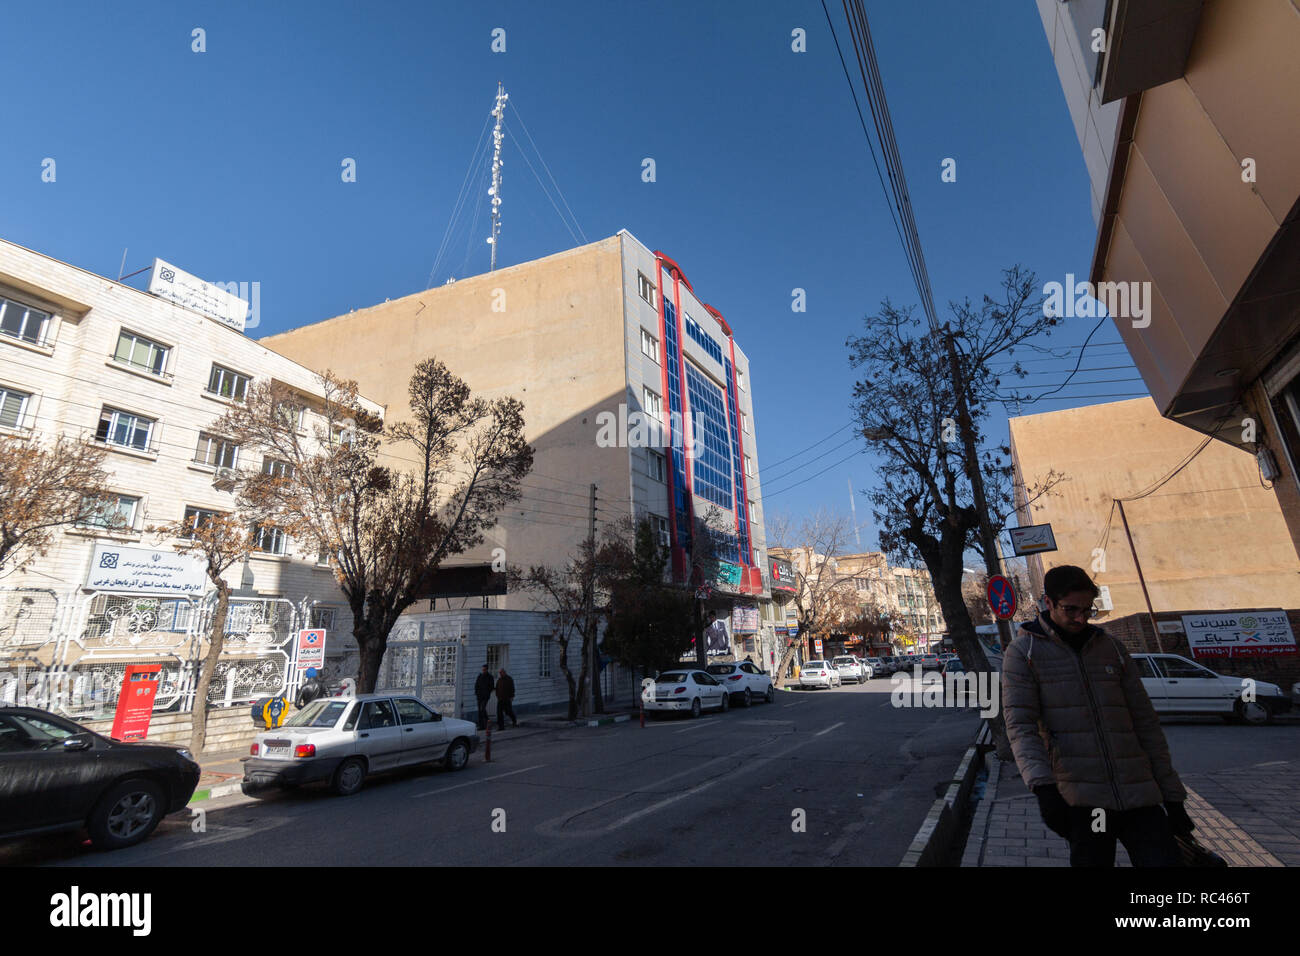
1036, 0, 1300, 553
262, 231, 778, 693
1009, 397, 1300, 620
0, 237, 381, 742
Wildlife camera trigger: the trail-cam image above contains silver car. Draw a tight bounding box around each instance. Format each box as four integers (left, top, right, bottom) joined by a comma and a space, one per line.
242, 693, 478, 797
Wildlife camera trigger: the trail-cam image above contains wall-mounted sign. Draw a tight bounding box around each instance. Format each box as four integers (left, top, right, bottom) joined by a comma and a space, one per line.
769, 557, 797, 593
1008, 524, 1057, 556
1180, 612, 1298, 659
715, 562, 742, 588
147, 258, 248, 332
732, 606, 759, 633
296, 629, 328, 673
1156, 621, 1185, 634
86, 544, 207, 595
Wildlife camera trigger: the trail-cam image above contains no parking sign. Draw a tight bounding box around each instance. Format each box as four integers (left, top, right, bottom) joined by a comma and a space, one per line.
987, 575, 1017, 620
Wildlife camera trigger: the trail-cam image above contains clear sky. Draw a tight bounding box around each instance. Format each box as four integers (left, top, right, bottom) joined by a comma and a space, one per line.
0, 0, 1145, 551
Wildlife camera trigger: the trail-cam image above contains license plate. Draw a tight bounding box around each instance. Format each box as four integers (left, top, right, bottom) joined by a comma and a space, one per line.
265, 745, 290, 756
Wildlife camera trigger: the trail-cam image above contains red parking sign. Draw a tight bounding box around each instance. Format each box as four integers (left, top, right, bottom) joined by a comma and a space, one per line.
987, 575, 1017, 620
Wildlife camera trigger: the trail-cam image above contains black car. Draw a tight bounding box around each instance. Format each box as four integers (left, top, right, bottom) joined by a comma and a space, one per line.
0, 706, 201, 850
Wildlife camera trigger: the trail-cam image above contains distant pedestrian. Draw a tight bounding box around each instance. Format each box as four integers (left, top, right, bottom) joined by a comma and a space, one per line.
496, 668, 518, 729
474, 664, 495, 730
1002, 564, 1192, 867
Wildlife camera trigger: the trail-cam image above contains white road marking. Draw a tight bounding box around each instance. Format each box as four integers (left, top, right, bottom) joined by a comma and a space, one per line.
814, 721, 845, 737
673, 722, 713, 734
414, 764, 545, 797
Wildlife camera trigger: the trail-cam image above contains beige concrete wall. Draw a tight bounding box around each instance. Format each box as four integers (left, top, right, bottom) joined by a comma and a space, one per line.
1009, 397, 1300, 620
260, 237, 634, 608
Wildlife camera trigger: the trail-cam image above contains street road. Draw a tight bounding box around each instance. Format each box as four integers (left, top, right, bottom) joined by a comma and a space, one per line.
5, 680, 982, 867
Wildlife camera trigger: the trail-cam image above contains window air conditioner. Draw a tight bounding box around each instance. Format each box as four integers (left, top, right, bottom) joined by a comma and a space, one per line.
1093, 585, 1113, 613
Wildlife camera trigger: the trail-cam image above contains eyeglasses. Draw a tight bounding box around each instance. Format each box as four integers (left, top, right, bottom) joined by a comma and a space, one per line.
1055, 603, 1094, 619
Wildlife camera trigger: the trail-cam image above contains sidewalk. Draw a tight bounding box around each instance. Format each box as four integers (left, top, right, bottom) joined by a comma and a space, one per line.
963, 753, 1298, 867
187, 715, 593, 804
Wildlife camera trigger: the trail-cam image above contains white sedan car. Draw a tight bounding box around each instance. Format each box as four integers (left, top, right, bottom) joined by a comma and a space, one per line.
832, 656, 868, 683
1132, 653, 1291, 724
706, 661, 775, 706
643, 669, 730, 718
242, 693, 478, 797
799, 660, 841, 689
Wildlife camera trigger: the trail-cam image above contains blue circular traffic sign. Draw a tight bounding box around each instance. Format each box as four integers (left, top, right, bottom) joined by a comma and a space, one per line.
987, 575, 1017, 620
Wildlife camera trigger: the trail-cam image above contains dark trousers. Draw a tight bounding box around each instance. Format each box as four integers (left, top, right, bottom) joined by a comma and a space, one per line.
1067, 804, 1182, 867
497, 698, 517, 728
476, 698, 490, 730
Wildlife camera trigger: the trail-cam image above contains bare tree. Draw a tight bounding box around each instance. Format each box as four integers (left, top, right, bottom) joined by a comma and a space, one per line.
215, 361, 533, 693
149, 511, 255, 752
0, 434, 118, 574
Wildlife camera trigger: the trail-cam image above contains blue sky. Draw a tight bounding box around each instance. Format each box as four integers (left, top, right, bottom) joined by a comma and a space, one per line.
0, 0, 1144, 550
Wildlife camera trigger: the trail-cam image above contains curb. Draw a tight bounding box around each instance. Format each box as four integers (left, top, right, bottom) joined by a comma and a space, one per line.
585, 714, 632, 727
899, 722, 990, 867
959, 752, 1003, 866
189, 781, 244, 803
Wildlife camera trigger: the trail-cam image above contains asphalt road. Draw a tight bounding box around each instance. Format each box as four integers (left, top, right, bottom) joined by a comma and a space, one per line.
6, 679, 983, 867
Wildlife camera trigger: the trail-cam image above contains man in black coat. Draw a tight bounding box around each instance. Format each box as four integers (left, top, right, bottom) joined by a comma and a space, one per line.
474, 664, 495, 730
496, 668, 518, 729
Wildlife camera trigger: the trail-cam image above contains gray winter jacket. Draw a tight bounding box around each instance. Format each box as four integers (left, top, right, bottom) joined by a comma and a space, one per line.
1001, 613, 1186, 811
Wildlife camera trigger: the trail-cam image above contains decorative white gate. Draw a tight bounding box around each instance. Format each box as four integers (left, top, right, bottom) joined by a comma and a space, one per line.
333, 617, 461, 715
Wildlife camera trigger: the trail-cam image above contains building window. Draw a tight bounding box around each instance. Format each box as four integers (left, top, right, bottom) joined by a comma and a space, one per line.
651, 514, 670, 548
113, 330, 170, 376
195, 432, 239, 469
262, 457, 294, 479
181, 506, 221, 538
637, 272, 655, 307
643, 387, 663, 423
0, 295, 52, 347
683, 362, 735, 509
208, 364, 250, 401
77, 494, 139, 532
748, 500, 756, 524
684, 313, 725, 365
310, 607, 337, 631
252, 523, 287, 555
276, 402, 305, 431
647, 450, 665, 482
539, 636, 553, 678
744, 455, 754, 478
640, 328, 660, 364
96, 407, 155, 452
740, 410, 748, 434
0, 386, 30, 430
486, 643, 508, 674
737, 367, 746, 391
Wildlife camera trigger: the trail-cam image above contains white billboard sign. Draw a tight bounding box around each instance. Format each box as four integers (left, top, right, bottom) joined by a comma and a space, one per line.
1008, 523, 1057, 556
147, 258, 248, 332
1180, 611, 1298, 659
86, 544, 208, 595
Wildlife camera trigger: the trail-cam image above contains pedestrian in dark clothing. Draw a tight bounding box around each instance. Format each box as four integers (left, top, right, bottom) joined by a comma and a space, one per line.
1002, 564, 1191, 867
474, 664, 495, 730
496, 668, 518, 729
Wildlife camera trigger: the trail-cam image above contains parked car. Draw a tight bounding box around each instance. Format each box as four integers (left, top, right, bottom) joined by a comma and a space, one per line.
832, 656, 868, 683
242, 693, 478, 797
919, 655, 943, 672
706, 661, 775, 706
1131, 653, 1291, 724
799, 660, 841, 689
0, 705, 201, 850
940, 658, 967, 675
644, 669, 730, 717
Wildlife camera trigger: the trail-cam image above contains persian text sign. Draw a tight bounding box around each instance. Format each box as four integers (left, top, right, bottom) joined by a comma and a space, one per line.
296, 629, 327, 673
1008, 524, 1057, 555
1180, 612, 1298, 658
87, 544, 207, 595
147, 258, 248, 332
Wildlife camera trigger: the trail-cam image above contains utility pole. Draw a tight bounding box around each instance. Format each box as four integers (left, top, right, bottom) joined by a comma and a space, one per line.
585, 483, 597, 717
1116, 499, 1164, 654
943, 326, 1014, 661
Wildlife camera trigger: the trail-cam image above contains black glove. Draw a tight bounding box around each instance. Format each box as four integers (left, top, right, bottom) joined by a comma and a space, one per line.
1034, 784, 1072, 838
1165, 801, 1195, 835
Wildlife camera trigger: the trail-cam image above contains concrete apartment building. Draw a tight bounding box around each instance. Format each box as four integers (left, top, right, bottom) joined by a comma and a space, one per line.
1009, 397, 1300, 619
262, 231, 778, 705
0, 237, 382, 743
1036, 0, 1300, 553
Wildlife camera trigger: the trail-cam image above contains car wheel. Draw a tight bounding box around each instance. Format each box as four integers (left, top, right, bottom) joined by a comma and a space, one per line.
690, 698, 701, 719
444, 738, 471, 771
1237, 699, 1271, 725
87, 779, 164, 850
331, 757, 367, 796
743, 689, 753, 707
765, 685, 775, 704
720, 692, 730, 712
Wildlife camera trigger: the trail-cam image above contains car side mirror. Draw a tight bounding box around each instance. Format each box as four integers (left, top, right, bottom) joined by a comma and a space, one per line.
61, 734, 93, 752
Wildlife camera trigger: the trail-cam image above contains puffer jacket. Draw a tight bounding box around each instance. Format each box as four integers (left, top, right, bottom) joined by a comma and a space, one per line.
1001, 613, 1186, 811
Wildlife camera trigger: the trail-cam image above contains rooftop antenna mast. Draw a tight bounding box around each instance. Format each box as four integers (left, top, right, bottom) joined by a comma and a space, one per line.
488, 82, 509, 272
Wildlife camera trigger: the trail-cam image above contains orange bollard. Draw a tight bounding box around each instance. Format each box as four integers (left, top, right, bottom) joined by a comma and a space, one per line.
484, 724, 491, 762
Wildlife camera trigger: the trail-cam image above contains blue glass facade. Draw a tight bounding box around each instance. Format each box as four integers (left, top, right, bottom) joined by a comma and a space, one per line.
725, 356, 752, 565
684, 362, 735, 510
684, 313, 725, 366
662, 300, 691, 555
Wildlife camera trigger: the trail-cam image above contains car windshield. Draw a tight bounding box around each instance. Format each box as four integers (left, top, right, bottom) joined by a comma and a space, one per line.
706, 665, 735, 674
833, 658, 855, 665
655, 672, 689, 683
285, 699, 349, 728
805, 661, 826, 668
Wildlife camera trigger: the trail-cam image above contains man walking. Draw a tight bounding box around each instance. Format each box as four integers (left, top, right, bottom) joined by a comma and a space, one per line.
474, 664, 495, 731
1002, 564, 1193, 866
496, 667, 518, 729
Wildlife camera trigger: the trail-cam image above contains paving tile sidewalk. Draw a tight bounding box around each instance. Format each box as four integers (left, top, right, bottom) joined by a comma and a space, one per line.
963, 754, 1291, 867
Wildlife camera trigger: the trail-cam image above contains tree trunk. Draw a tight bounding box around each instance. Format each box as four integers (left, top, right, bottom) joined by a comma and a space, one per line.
592, 622, 605, 714
356, 629, 386, 694
190, 583, 231, 754
693, 599, 706, 669
558, 636, 577, 720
